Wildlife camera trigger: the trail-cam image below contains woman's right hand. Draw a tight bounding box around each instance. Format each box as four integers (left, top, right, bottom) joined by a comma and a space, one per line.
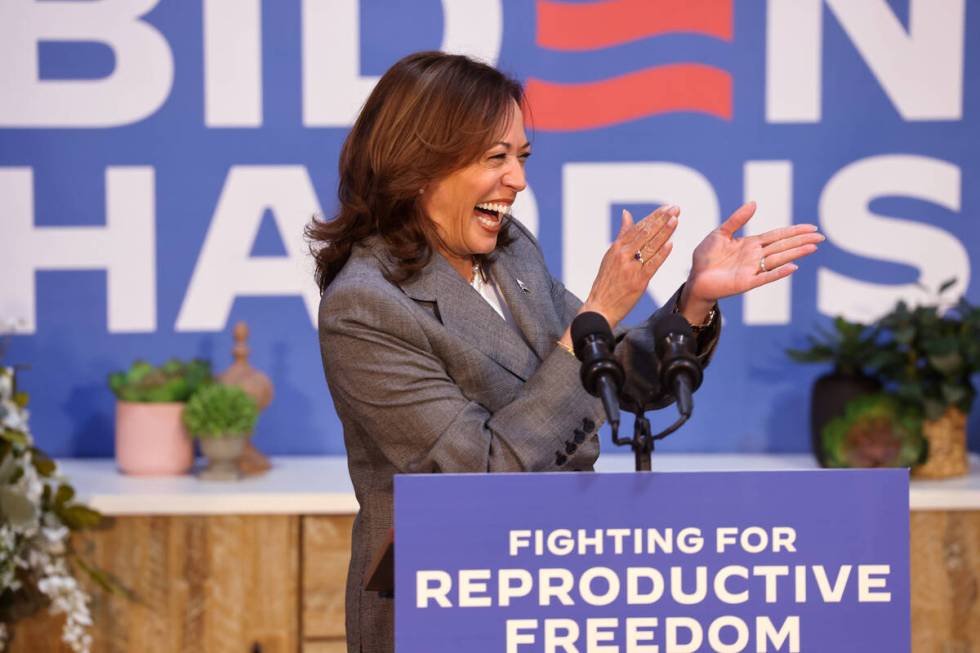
581, 205, 679, 330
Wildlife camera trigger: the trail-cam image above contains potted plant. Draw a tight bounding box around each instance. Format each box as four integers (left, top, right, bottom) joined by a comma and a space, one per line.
108, 359, 212, 475
181, 384, 258, 481
789, 281, 980, 477
870, 289, 980, 478
787, 316, 883, 466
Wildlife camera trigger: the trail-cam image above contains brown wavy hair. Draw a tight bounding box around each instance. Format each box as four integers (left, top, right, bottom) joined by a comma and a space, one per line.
307, 51, 524, 292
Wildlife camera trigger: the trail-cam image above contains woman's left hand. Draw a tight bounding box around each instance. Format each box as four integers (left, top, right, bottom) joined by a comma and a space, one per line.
679, 201, 824, 323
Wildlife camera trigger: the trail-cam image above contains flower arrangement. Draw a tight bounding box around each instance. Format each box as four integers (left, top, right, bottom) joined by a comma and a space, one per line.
0, 364, 104, 653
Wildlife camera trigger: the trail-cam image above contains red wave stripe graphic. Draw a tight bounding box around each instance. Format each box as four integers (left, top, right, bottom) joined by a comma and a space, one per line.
524, 64, 732, 131
537, 0, 733, 51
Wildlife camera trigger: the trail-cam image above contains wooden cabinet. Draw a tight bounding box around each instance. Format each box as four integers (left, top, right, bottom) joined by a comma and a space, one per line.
9, 515, 301, 653
9, 454, 980, 653
9, 514, 361, 653
8, 511, 980, 652
301, 516, 354, 650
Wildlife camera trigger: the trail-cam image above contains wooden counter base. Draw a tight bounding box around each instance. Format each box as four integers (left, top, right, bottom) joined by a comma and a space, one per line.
7, 511, 979, 653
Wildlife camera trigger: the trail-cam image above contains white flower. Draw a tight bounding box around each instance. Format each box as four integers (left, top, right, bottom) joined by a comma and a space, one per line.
0, 523, 14, 547
0, 366, 95, 653
41, 526, 69, 553
0, 403, 28, 433
0, 368, 32, 437
0, 369, 12, 400
15, 461, 43, 506
35, 565, 93, 653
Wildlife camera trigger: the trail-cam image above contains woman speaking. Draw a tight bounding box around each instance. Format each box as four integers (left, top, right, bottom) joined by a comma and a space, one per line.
307, 51, 822, 653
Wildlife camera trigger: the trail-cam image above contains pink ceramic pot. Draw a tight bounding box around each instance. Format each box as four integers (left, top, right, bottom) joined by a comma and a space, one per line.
115, 401, 194, 475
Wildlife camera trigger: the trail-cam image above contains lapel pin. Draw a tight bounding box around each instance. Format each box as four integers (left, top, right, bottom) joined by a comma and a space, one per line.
516, 278, 530, 295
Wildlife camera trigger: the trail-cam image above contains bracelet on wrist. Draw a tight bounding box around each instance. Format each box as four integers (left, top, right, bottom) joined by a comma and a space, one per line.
673, 303, 717, 334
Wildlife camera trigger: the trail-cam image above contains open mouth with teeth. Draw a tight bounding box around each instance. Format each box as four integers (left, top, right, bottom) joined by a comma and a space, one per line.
474, 202, 511, 230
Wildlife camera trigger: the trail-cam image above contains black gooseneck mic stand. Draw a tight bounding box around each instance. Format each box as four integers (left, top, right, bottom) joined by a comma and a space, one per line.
627, 313, 704, 470
588, 313, 704, 472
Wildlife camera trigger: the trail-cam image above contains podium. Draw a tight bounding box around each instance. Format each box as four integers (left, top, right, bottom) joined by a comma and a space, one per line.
389, 469, 910, 652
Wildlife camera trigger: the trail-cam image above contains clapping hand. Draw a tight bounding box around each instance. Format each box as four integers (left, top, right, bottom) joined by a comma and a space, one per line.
680, 201, 824, 322
582, 205, 679, 330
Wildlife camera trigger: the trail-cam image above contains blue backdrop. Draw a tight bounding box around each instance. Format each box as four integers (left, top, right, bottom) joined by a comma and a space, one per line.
1, 0, 977, 457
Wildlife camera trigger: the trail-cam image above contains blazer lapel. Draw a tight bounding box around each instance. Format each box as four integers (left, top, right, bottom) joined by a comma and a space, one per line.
385, 246, 540, 381
490, 254, 559, 362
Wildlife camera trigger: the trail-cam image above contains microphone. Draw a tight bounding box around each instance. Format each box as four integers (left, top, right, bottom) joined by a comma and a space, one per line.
653, 313, 704, 418
571, 312, 623, 434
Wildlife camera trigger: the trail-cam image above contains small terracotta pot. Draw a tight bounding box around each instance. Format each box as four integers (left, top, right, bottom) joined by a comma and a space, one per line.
115, 401, 194, 475
198, 436, 248, 481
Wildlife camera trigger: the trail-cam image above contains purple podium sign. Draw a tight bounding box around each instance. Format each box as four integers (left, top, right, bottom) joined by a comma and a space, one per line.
394, 470, 909, 652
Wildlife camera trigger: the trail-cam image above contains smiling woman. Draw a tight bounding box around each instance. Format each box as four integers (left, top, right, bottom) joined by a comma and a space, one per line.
305, 51, 822, 653
307, 52, 526, 292
420, 103, 530, 280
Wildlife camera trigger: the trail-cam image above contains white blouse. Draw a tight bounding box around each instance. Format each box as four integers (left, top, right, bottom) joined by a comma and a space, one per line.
470, 266, 516, 326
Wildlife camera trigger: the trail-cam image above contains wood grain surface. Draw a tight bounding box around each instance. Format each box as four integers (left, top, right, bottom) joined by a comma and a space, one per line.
301, 641, 348, 653
301, 515, 353, 642
910, 511, 980, 653
8, 515, 299, 653
7, 511, 978, 652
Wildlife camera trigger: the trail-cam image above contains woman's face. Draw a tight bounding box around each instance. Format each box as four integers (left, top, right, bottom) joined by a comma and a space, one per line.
420, 100, 530, 270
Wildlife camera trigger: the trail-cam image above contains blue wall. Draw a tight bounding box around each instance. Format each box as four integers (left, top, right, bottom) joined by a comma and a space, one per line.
1, 0, 977, 457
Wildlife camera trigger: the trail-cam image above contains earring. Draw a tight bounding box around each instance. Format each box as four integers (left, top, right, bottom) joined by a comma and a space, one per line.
418, 188, 424, 195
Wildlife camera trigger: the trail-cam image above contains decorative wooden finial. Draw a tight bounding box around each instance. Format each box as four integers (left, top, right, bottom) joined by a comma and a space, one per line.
218, 321, 274, 475
219, 321, 274, 410
233, 321, 250, 363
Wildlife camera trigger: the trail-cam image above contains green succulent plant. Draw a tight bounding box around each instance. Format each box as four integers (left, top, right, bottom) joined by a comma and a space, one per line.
108, 358, 212, 403
181, 384, 258, 438
821, 393, 926, 469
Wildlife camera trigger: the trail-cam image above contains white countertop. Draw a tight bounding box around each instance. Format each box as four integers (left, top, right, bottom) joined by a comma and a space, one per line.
55, 453, 980, 516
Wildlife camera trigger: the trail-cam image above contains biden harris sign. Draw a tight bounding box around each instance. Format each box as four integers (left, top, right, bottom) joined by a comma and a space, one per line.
395, 470, 910, 652
0, 1, 977, 456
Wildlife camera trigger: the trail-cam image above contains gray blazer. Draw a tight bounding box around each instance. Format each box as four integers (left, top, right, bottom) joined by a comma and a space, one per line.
317, 222, 719, 653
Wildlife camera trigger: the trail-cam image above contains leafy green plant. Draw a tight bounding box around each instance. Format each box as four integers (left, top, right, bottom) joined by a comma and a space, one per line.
821, 393, 925, 468
181, 385, 258, 438
870, 282, 980, 420
786, 316, 879, 375
788, 280, 980, 421
108, 358, 212, 403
